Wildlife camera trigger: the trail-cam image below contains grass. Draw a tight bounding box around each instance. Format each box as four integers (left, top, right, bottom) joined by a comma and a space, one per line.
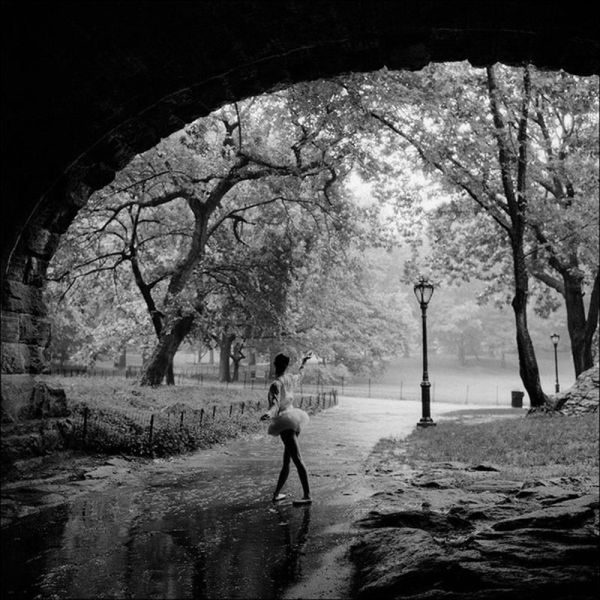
46, 375, 267, 412
400, 414, 599, 480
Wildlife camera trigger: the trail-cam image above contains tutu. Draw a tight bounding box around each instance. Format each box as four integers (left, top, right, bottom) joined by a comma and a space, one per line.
267, 407, 310, 436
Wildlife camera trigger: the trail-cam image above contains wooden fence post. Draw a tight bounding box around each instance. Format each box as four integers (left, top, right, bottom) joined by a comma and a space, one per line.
180, 411, 185, 431
212, 406, 217, 419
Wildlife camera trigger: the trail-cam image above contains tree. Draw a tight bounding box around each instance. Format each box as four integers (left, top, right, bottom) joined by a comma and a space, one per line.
345, 63, 598, 404
421, 67, 599, 377
49, 79, 393, 384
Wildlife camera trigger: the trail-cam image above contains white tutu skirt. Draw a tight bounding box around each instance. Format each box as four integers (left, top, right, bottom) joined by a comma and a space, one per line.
267, 407, 310, 436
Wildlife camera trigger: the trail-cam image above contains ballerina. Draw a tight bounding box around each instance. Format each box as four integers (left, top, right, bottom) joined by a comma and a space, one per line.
261, 352, 312, 505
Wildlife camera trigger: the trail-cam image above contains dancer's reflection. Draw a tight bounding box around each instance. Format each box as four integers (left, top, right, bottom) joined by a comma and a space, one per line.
271, 503, 311, 584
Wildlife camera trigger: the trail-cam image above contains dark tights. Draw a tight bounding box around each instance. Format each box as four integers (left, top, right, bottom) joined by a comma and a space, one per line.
273, 429, 310, 499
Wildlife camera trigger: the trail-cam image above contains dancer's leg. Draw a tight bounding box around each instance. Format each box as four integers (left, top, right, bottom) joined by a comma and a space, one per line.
281, 430, 310, 499
273, 443, 290, 500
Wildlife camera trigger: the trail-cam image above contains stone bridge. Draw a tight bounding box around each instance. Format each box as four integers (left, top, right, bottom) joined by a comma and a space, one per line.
2, 1, 599, 374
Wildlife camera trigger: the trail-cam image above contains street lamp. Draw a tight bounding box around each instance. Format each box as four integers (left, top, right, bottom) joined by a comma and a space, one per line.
550, 333, 560, 393
414, 277, 435, 427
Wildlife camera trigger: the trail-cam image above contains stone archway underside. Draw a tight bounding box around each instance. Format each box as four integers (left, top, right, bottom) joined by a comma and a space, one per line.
1, 1, 599, 373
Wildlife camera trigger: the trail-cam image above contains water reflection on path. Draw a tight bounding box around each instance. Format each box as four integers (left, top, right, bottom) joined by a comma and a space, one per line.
3, 398, 491, 599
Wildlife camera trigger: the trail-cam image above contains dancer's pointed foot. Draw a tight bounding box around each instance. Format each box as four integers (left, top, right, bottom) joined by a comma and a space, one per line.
272, 494, 287, 502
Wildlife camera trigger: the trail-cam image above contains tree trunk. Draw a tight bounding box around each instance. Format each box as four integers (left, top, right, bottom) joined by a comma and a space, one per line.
140, 315, 195, 386
166, 358, 175, 385
532, 261, 598, 378
219, 333, 235, 383
583, 269, 600, 369
231, 340, 244, 382
562, 269, 588, 377
511, 243, 548, 407
487, 64, 547, 408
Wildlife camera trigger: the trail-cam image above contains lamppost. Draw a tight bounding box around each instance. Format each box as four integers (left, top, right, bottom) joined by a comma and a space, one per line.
414, 277, 435, 427
550, 333, 560, 393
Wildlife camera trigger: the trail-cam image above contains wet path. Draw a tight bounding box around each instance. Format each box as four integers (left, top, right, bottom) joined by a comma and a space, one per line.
3, 397, 485, 599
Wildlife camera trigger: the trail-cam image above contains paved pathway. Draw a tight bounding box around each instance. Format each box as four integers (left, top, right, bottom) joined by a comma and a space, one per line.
3, 397, 494, 599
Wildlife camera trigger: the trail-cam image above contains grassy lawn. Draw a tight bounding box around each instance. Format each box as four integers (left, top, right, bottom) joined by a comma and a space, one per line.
47, 375, 267, 413
401, 414, 599, 480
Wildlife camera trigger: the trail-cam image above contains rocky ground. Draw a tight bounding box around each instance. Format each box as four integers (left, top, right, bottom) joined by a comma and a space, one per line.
350, 439, 599, 600
0, 451, 149, 528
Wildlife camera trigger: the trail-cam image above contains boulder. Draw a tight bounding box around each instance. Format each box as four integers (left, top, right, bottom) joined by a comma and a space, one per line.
543, 364, 599, 416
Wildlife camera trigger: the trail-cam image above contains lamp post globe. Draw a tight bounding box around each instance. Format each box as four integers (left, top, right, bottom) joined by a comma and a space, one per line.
414, 277, 435, 427
550, 333, 560, 393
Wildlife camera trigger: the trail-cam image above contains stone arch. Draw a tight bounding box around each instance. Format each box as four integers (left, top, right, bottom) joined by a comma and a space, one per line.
2, 1, 599, 373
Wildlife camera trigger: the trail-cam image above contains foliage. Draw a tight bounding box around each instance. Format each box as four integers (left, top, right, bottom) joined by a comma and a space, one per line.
47, 79, 411, 378
344, 62, 598, 371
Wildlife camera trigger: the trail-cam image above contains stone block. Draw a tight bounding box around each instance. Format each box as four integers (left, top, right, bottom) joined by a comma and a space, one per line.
0, 343, 49, 374
1, 280, 47, 316
26, 227, 60, 258
1, 313, 20, 343
18, 315, 52, 346
0, 374, 38, 418
24, 256, 50, 287
1, 342, 27, 373
26, 383, 69, 418
5, 254, 28, 282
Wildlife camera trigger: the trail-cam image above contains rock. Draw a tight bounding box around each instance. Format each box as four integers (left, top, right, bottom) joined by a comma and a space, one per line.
448, 503, 522, 523
475, 527, 600, 565
516, 485, 580, 505
352, 521, 599, 599
463, 480, 523, 494
544, 364, 599, 416
351, 528, 451, 599
492, 494, 598, 531
26, 383, 69, 419
357, 509, 474, 535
